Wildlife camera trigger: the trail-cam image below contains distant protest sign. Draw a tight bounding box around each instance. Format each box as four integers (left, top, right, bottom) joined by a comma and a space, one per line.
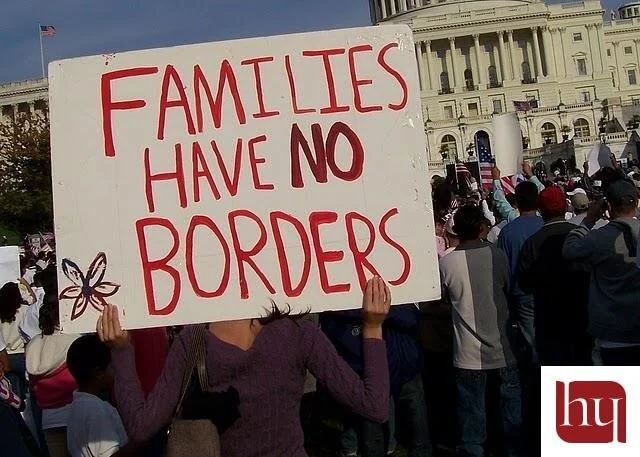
49, 25, 440, 333
0, 246, 20, 286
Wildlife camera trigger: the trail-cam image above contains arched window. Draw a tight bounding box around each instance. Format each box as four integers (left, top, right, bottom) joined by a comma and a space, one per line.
522, 61, 532, 82
573, 118, 591, 138
440, 71, 451, 93
464, 68, 474, 90
541, 122, 557, 144
488, 65, 499, 88
440, 134, 458, 158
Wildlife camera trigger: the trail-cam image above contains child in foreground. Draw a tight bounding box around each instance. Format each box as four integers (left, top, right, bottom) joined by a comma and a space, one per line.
66, 334, 136, 457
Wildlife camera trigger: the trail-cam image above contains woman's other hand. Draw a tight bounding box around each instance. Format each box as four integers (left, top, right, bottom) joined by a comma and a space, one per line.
97, 304, 130, 350
361, 277, 391, 339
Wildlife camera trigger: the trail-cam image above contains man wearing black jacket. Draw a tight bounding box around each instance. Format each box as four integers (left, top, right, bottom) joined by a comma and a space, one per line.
517, 186, 592, 366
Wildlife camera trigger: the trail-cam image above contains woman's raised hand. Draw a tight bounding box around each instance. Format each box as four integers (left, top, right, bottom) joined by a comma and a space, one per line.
97, 304, 130, 350
361, 276, 391, 339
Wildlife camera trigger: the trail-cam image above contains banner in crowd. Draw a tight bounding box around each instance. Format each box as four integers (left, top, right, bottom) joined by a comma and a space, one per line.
0, 246, 19, 286
49, 25, 440, 332
492, 113, 523, 177
27, 233, 55, 256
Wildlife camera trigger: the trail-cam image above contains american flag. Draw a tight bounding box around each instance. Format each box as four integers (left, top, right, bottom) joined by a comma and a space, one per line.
0, 376, 21, 409
477, 136, 521, 195
478, 137, 494, 190
40, 25, 56, 37
455, 161, 473, 191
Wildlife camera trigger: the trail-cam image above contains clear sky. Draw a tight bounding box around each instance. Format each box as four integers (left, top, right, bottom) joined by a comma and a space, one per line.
0, 0, 621, 84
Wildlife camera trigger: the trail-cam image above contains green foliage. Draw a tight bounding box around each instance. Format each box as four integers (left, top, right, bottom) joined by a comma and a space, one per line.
0, 112, 53, 236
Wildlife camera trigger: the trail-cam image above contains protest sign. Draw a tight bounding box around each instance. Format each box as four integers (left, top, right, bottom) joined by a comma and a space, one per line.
491, 113, 523, 177
0, 246, 20, 287
49, 25, 440, 333
587, 141, 613, 176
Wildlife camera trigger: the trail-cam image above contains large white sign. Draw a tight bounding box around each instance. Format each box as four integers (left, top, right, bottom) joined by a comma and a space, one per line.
492, 112, 523, 177
49, 25, 440, 333
0, 246, 20, 287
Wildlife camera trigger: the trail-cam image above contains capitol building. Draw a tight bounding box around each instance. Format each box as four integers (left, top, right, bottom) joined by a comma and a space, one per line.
2, 0, 640, 175
368, 0, 640, 174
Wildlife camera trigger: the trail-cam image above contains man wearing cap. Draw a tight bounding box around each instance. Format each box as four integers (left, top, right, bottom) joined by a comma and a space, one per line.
567, 188, 609, 230
517, 186, 592, 366
563, 179, 640, 365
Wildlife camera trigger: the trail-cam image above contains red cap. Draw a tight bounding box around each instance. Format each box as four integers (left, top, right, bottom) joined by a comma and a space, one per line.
537, 186, 567, 216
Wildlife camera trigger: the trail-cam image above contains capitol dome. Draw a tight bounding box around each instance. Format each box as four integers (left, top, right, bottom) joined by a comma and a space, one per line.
618, 1, 640, 18
371, 0, 541, 22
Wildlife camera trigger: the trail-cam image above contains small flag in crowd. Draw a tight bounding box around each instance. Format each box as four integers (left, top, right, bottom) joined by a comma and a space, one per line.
513, 101, 530, 112
477, 136, 522, 195
455, 161, 473, 191
40, 25, 56, 37
0, 376, 21, 409
477, 138, 494, 190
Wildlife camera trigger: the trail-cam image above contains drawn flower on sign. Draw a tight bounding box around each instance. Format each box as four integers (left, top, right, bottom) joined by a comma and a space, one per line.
59, 252, 120, 320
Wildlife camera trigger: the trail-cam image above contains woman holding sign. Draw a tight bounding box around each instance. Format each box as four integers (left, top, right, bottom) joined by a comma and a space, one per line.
98, 276, 391, 456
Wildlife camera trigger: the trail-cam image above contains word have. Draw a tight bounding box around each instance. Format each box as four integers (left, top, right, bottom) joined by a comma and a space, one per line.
144, 121, 365, 212
101, 43, 408, 158
135, 208, 411, 315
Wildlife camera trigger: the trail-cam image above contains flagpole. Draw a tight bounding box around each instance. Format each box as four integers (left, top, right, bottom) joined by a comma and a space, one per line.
38, 24, 45, 78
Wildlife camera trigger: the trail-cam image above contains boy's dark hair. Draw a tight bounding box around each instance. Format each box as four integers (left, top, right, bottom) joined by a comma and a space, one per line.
453, 205, 485, 241
515, 181, 539, 212
67, 334, 111, 387
0, 282, 23, 323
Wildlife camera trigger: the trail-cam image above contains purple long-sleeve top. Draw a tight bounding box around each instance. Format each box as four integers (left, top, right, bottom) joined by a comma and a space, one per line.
111, 318, 389, 456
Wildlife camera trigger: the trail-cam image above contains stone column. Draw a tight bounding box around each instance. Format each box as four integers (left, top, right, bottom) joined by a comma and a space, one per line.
415, 41, 428, 91
400, 0, 408, 12
425, 40, 436, 90
507, 30, 519, 81
380, 0, 387, 19
558, 27, 568, 77
531, 27, 544, 78
541, 26, 556, 77
586, 24, 600, 75
449, 37, 459, 89
390, 0, 396, 15
613, 41, 623, 87
550, 28, 564, 78
596, 24, 607, 72
28, 102, 35, 116
497, 31, 510, 81
635, 38, 640, 75
473, 34, 485, 88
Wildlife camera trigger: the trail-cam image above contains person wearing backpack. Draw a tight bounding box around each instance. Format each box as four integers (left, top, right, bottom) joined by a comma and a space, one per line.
563, 178, 640, 366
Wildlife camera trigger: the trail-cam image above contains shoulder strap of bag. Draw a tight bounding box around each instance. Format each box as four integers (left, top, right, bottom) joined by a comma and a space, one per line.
196, 326, 208, 390
172, 324, 207, 422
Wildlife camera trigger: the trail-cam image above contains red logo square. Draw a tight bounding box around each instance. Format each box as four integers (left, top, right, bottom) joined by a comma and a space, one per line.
556, 381, 626, 444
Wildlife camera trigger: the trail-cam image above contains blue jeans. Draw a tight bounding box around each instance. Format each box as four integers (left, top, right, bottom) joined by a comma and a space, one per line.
455, 367, 523, 457
341, 376, 431, 457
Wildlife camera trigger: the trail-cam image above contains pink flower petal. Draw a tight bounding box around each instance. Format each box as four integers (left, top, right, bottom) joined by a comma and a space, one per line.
87, 252, 107, 287
59, 285, 82, 300
93, 282, 120, 298
70, 296, 89, 320
62, 259, 85, 287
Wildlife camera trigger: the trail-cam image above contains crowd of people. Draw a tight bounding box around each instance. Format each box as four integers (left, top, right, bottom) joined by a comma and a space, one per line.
1, 155, 640, 457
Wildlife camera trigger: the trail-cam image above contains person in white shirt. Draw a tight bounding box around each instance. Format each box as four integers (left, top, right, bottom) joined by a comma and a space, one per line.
66, 334, 135, 457
0, 282, 29, 400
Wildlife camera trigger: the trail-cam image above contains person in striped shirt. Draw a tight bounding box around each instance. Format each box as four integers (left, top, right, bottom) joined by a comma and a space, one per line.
439, 205, 522, 457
